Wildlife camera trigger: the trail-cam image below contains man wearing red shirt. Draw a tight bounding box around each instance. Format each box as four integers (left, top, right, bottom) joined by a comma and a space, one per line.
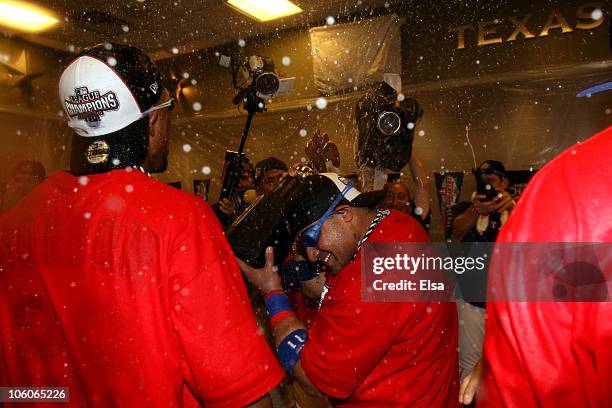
478, 126, 612, 407
0, 44, 283, 407
240, 173, 459, 406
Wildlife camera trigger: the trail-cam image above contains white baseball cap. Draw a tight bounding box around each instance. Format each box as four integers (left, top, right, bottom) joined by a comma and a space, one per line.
59, 54, 171, 137
59, 44, 172, 174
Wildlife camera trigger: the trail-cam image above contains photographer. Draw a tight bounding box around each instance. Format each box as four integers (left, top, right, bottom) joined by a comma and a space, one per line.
255, 156, 288, 195
451, 160, 515, 242
450, 160, 515, 405
213, 158, 255, 228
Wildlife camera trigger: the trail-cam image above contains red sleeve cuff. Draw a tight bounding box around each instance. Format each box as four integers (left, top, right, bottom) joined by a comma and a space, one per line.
264, 289, 285, 301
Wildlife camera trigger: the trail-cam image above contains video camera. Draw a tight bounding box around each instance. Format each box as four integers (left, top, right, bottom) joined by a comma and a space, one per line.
217, 54, 294, 202
218, 53, 280, 104
355, 81, 423, 172
226, 174, 304, 267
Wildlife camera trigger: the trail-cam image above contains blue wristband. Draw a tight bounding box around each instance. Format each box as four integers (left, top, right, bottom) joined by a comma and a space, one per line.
277, 328, 308, 375
265, 292, 293, 318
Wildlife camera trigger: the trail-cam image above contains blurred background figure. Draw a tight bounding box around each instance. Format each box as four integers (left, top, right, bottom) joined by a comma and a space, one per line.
304, 130, 340, 173
379, 150, 431, 233
1, 160, 46, 212
233, 159, 257, 213
239, 160, 256, 192
451, 160, 515, 243
213, 157, 256, 228
255, 156, 288, 195
450, 159, 516, 406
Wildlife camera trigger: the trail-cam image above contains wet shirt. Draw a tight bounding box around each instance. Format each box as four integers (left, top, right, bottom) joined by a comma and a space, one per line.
451, 201, 501, 309
301, 211, 459, 406
0, 169, 283, 408
479, 126, 612, 407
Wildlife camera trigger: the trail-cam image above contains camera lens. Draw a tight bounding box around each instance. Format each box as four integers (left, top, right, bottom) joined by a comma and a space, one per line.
255, 72, 280, 95
377, 111, 401, 136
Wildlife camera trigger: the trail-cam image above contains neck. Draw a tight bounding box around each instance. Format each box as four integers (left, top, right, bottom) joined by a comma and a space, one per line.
352, 208, 378, 242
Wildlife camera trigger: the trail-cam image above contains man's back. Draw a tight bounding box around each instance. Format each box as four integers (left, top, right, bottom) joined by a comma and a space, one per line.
0, 168, 283, 407
479, 126, 612, 407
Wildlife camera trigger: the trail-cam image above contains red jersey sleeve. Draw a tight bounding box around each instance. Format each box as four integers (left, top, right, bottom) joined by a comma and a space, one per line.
168, 200, 284, 408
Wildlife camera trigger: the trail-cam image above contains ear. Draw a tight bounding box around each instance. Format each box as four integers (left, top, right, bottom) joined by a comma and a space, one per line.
501, 177, 510, 190
148, 110, 160, 134
337, 205, 353, 223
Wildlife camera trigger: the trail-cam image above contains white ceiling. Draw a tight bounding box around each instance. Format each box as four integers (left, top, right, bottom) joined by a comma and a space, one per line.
13, 0, 400, 59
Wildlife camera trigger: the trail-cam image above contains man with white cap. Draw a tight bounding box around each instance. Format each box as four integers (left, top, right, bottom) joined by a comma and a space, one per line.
0, 44, 283, 407
239, 173, 459, 406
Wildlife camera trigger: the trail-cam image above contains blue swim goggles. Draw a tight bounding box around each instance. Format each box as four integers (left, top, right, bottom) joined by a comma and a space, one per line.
300, 182, 353, 249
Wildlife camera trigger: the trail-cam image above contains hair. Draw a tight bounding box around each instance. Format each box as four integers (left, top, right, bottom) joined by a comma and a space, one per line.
384, 181, 410, 192
255, 157, 288, 185
479, 159, 507, 178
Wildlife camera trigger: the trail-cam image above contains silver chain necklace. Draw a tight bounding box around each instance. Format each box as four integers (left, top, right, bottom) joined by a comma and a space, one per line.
352, 209, 390, 261
132, 165, 152, 178
319, 209, 389, 309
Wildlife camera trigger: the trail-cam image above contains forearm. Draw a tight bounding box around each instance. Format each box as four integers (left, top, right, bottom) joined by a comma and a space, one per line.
452, 207, 478, 239
293, 361, 323, 397
408, 152, 428, 189
272, 316, 322, 396
273, 315, 305, 346
241, 249, 324, 398
408, 153, 430, 216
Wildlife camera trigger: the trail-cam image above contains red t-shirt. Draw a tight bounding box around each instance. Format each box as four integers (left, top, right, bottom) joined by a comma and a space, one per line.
0, 169, 284, 407
301, 211, 459, 406
478, 126, 612, 407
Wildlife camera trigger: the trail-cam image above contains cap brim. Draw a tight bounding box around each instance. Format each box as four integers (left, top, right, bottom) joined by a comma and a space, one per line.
350, 189, 386, 208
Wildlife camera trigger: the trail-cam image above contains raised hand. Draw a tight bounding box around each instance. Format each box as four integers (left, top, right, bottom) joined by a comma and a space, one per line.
236, 247, 282, 295
305, 130, 340, 173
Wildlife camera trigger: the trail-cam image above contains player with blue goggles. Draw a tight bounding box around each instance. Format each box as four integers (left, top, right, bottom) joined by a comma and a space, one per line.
299, 182, 353, 249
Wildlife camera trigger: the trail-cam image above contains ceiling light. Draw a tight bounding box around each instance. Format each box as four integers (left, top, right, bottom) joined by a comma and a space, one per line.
0, 1, 59, 33
226, 0, 302, 22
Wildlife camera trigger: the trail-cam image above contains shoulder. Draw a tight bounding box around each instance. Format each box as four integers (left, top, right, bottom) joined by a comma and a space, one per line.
512, 125, 611, 209
533, 126, 611, 182
125, 172, 208, 212
100, 171, 219, 230
500, 126, 612, 242
370, 211, 430, 243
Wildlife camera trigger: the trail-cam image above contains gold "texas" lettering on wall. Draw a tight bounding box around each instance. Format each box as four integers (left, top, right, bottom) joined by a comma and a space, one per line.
450, 2, 605, 50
